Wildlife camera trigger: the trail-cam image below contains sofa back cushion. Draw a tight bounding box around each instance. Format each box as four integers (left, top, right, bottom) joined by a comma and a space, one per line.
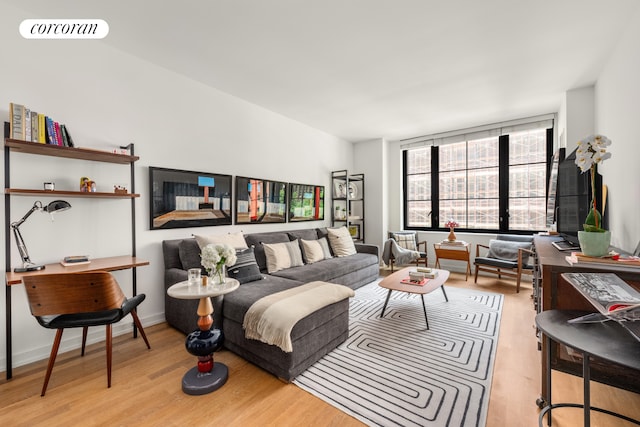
327, 226, 357, 257
194, 231, 248, 250
287, 229, 318, 242
178, 239, 205, 272
244, 232, 291, 272
301, 237, 333, 264
263, 241, 304, 273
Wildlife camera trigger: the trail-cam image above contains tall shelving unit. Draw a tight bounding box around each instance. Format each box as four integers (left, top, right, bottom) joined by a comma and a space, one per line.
3, 138, 146, 379
331, 170, 365, 243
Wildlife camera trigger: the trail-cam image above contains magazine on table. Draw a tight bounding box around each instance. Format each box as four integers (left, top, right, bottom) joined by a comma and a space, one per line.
561, 272, 640, 341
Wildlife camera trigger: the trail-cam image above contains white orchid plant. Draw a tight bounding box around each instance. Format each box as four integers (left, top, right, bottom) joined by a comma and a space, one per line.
575, 134, 612, 232
200, 243, 237, 282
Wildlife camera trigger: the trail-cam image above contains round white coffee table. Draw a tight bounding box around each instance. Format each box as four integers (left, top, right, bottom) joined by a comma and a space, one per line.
167, 278, 239, 395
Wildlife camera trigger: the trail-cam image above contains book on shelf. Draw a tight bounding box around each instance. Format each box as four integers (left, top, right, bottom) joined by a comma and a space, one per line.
60, 255, 90, 267
60, 259, 91, 267
24, 108, 31, 141
54, 121, 62, 145
60, 124, 72, 147
562, 272, 640, 342
37, 113, 46, 143
30, 110, 38, 142
9, 102, 25, 140
63, 255, 89, 263
45, 116, 56, 145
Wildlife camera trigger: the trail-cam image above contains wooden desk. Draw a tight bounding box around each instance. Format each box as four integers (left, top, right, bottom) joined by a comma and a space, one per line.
533, 236, 640, 405
4, 255, 149, 379
434, 241, 471, 280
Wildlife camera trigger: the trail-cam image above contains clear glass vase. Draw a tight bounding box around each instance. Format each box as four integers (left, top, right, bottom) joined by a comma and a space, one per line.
213, 264, 226, 285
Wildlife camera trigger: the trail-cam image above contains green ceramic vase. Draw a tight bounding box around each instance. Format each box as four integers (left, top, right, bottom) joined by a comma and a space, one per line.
577, 230, 611, 257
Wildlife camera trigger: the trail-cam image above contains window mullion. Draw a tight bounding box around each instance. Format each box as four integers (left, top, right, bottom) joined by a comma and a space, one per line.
499, 135, 509, 232
431, 145, 439, 228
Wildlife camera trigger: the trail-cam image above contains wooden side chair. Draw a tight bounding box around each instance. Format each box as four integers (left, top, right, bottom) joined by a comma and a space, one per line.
22, 272, 151, 396
386, 231, 428, 271
473, 235, 535, 293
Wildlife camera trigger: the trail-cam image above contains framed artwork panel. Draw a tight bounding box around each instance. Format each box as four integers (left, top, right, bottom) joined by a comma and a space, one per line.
348, 224, 361, 240
288, 183, 324, 222
235, 176, 287, 224
149, 166, 232, 230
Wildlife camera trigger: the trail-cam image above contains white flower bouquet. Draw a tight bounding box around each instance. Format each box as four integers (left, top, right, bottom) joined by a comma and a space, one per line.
200, 243, 237, 284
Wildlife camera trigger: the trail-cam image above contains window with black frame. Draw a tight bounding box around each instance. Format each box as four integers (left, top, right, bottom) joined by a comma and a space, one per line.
403, 121, 552, 233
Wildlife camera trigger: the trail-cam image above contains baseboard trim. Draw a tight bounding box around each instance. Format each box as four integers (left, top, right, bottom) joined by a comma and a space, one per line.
0, 313, 166, 374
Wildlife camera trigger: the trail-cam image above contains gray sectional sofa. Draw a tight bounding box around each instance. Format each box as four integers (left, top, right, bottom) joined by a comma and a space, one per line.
162, 227, 379, 381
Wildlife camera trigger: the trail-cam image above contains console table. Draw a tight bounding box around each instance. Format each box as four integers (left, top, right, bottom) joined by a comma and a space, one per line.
533, 235, 640, 405
434, 241, 471, 280
536, 310, 640, 426
4, 255, 149, 379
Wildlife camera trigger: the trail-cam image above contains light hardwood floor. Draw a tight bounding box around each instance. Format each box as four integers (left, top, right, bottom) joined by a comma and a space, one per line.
1, 271, 639, 426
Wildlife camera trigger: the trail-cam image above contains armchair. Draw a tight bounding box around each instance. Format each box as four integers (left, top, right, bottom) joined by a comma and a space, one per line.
474, 235, 535, 293
385, 231, 428, 272
22, 272, 151, 396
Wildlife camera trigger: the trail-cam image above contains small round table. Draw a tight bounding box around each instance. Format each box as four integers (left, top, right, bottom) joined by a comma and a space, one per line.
167, 278, 239, 395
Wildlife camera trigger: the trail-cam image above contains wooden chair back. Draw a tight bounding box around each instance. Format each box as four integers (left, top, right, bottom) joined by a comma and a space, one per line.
23, 272, 126, 317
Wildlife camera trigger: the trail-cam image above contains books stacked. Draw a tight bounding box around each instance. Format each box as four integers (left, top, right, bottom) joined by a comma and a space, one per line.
60, 255, 90, 267
440, 240, 467, 246
416, 267, 439, 279
565, 252, 640, 271
401, 277, 427, 286
8, 102, 74, 147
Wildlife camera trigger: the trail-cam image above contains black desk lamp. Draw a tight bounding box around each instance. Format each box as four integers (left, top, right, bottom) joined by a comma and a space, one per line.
11, 200, 71, 272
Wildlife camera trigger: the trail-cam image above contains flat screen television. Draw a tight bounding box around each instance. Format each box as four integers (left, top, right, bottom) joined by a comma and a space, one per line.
556, 147, 604, 247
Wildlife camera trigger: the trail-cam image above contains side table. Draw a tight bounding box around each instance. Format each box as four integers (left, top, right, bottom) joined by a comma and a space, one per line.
535, 310, 640, 427
434, 241, 471, 280
167, 278, 239, 395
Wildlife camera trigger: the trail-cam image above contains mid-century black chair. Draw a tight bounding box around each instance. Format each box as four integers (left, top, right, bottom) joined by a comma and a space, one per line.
22, 272, 151, 396
386, 231, 428, 271
474, 235, 535, 293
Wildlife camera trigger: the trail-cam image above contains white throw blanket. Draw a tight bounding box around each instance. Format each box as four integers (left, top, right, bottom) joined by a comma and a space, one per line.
243, 281, 355, 352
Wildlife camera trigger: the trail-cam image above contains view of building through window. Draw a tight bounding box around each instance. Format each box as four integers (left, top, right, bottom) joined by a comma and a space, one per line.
404, 127, 548, 232
508, 128, 547, 230
406, 147, 431, 227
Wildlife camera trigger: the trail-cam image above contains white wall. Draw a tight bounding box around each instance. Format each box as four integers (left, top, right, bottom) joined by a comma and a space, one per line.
354, 138, 387, 251
0, 4, 353, 371
563, 86, 595, 152
594, 5, 640, 252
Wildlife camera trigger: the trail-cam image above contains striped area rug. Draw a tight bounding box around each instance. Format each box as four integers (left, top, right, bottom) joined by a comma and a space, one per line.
293, 280, 503, 427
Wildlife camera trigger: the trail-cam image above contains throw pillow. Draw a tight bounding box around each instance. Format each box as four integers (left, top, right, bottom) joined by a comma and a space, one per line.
194, 231, 248, 250
227, 248, 263, 284
178, 239, 205, 272
392, 232, 417, 251
263, 240, 305, 273
326, 226, 357, 257
488, 239, 532, 264
301, 237, 333, 264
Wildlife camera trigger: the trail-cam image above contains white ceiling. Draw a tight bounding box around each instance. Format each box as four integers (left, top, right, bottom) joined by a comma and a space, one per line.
5, 0, 640, 142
